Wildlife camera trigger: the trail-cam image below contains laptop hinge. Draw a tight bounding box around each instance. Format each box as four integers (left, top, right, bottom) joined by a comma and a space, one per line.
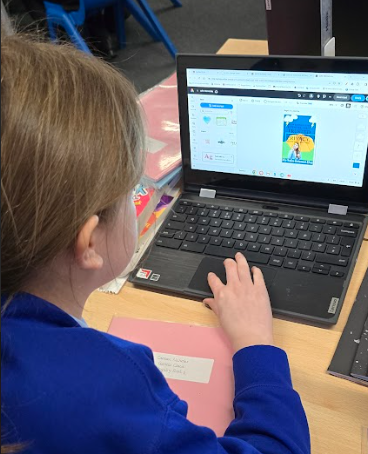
328, 204, 348, 216
199, 188, 216, 199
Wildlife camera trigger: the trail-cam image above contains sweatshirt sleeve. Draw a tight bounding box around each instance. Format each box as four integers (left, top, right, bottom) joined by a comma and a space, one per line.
157, 345, 310, 454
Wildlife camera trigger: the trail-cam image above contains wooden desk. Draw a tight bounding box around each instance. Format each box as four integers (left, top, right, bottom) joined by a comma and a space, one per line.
85, 40, 368, 454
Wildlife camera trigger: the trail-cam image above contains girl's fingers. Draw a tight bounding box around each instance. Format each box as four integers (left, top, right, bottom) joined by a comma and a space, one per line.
224, 258, 240, 285
207, 272, 224, 297
235, 252, 252, 284
252, 266, 266, 288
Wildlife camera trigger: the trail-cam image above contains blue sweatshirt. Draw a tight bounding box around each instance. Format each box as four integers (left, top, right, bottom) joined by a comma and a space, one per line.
1, 293, 310, 454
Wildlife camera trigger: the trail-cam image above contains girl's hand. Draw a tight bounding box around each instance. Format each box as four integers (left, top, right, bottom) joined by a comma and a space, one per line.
203, 252, 274, 353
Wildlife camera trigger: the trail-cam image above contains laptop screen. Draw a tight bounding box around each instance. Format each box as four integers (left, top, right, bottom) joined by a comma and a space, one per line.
186, 68, 368, 188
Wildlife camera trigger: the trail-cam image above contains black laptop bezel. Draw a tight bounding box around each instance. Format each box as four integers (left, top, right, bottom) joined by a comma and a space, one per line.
177, 54, 368, 212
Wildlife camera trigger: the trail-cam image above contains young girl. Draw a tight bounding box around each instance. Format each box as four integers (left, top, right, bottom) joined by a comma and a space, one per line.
1, 34, 310, 454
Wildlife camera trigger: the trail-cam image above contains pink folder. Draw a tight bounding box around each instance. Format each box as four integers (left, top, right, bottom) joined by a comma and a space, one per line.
108, 317, 235, 436
140, 74, 181, 183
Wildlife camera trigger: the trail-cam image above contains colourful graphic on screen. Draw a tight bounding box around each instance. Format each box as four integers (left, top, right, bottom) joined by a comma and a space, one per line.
282, 115, 316, 165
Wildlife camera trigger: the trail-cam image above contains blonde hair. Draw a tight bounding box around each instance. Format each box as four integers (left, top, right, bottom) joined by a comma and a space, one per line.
1, 34, 145, 296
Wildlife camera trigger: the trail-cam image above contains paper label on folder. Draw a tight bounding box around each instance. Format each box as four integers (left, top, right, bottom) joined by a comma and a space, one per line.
153, 352, 214, 384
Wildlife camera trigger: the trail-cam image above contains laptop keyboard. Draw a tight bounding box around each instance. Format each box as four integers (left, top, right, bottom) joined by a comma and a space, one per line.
156, 200, 361, 279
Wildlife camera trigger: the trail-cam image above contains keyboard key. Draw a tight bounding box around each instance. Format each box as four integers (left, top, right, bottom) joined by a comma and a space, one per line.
312, 266, 329, 275
312, 242, 326, 253
249, 210, 263, 215
220, 211, 233, 220
186, 233, 198, 242
210, 219, 222, 227
298, 264, 311, 272
288, 249, 301, 259
272, 227, 285, 237
156, 238, 182, 249
197, 208, 209, 217
210, 237, 222, 246
174, 231, 186, 240
337, 228, 357, 238
270, 218, 282, 227
245, 233, 258, 242
270, 257, 284, 267
184, 224, 196, 232
222, 220, 234, 229
280, 214, 293, 219
258, 235, 271, 244
309, 224, 323, 233
171, 213, 186, 222
295, 215, 310, 221
186, 216, 198, 224
208, 227, 221, 236
301, 251, 316, 261
260, 245, 274, 255
198, 217, 210, 225
175, 206, 186, 214
222, 239, 235, 248
327, 220, 342, 226
296, 221, 309, 231
341, 248, 352, 257
344, 221, 359, 229
257, 216, 270, 225
165, 220, 185, 230
223, 206, 233, 212
313, 218, 326, 224
271, 237, 284, 246
283, 220, 296, 229
259, 226, 272, 235
323, 225, 336, 235
234, 207, 247, 213
313, 264, 330, 272
208, 210, 221, 218
284, 238, 298, 248
330, 270, 345, 277
244, 215, 257, 223
284, 259, 297, 269
233, 231, 245, 240
234, 222, 246, 231
246, 224, 259, 233
181, 242, 205, 253
285, 230, 298, 238
179, 200, 191, 206
312, 233, 325, 242
298, 241, 312, 250
207, 204, 219, 210
232, 213, 245, 222
196, 226, 209, 234
274, 247, 287, 257
264, 211, 278, 217
160, 229, 175, 238
326, 245, 340, 255
185, 206, 198, 215
298, 231, 311, 241
341, 237, 355, 247
205, 246, 236, 259
198, 235, 210, 244
220, 229, 233, 238
193, 202, 205, 207
234, 241, 247, 250
247, 243, 260, 252
315, 254, 348, 267
326, 235, 340, 245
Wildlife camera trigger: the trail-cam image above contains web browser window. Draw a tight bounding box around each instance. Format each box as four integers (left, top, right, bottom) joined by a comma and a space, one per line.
187, 68, 368, 187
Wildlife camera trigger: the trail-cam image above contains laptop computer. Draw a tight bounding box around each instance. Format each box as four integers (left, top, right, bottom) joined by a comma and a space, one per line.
131, 54, 368, 325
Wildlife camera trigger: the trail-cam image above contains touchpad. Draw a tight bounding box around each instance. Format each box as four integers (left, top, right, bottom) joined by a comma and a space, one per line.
187, 257, 277, 297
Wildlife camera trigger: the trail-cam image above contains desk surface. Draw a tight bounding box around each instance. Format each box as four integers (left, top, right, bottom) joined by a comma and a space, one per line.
85, 39, 368, 454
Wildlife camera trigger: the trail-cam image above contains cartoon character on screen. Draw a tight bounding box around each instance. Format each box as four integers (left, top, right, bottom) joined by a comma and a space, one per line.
288, 142, 301, 161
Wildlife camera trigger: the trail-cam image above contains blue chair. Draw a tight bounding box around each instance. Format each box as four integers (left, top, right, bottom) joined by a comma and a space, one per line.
44, 0, 181, 58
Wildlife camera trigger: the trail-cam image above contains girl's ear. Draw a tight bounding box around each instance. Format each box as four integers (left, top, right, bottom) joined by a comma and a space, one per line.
75, 215, 104, 270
